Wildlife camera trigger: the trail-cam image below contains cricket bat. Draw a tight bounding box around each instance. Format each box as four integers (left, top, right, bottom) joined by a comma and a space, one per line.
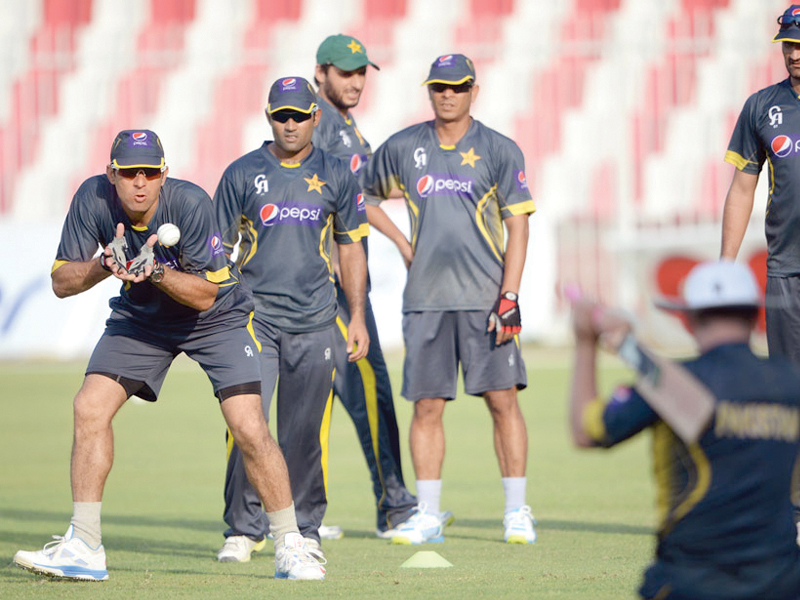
565, 286, 716, 444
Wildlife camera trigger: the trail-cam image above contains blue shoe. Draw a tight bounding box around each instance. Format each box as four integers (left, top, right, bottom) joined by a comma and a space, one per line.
391, 503, 454, 545
503, 505, 536, 544
14, 525, 109, 581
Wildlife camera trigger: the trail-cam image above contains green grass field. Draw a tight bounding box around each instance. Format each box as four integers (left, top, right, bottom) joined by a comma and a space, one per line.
0, 345, 655, 599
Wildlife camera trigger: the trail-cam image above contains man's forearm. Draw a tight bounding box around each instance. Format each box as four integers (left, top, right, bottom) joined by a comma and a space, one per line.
52, 258, 111, 298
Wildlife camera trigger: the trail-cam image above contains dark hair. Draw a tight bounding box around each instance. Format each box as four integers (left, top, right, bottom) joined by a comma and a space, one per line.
314, 64, 330, 88
689, 306, 759, 327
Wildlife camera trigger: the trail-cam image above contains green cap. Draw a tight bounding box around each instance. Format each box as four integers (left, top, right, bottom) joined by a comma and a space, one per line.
316, 34, 379, 71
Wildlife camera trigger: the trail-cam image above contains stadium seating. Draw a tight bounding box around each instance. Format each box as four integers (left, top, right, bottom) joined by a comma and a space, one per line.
0, 0, 791, 343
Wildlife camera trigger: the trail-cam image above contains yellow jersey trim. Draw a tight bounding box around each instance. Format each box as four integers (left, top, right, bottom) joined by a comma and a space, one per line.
206, 266, 230, 283
280, 161, 302, 169
724, 150, 752, 171
475, 184, 503, 263
131, 225, 149, 232
52, 259, 69, 274
439, 144, 456, 150
504, 200, 537, 217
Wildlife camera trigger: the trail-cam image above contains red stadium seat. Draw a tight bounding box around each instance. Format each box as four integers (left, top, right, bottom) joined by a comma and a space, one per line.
364, 0, 406, 20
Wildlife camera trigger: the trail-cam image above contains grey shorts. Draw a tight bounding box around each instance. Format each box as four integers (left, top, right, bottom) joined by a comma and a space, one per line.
766, 275, 800, 367
86, 317, 261, 402
401, 310, 527, 401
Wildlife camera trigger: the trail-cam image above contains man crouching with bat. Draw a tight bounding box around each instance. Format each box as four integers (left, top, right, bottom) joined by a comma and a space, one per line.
569, 260, 800, 600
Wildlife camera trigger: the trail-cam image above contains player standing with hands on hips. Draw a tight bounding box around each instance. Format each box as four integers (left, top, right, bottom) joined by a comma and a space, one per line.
214, 77, 369, 563
312, 33, 418, 539
721, 5, 800, 534
13, 130, 324, 581
361, 54, 536, 545
570, 260, 800, 600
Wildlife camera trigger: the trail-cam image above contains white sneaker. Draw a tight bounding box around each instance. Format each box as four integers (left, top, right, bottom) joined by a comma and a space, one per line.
217, 535, 267, 563
303, 537, 326, 562
503, 505, 537, 544
274, 532, 326, 580
13, 525, 108, 581
391, 504, 454, 545
318, 523, 343, 540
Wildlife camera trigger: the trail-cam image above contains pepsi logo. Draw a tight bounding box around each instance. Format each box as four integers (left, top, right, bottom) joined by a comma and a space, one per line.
350, 154, 363, 174
211, 235, 222, 251
356, 193, 365, 210
132, 132, 147, 141
438, 55, 453, 65
793, 7, 800, 16
281, 78, 297, 90
772, 135, 793, 157
260, 203, 279, 226
417, 175, 434, 197
517, 171, 527, 184
514, 169, 529, 191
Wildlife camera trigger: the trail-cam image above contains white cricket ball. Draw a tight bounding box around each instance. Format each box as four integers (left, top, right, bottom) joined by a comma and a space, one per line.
157, 223, 181, 247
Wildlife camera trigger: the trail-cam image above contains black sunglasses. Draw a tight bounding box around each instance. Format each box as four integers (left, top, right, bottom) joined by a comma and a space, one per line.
271, 110, 313, 123
115, 167, 163, 180
778, 14, 800, 30
429, 82, 473, 94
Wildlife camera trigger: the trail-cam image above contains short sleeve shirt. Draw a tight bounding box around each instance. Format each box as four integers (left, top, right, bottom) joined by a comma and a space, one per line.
726, 79, 800, 276
582, 343, 800, 598
361, 119, 535, 312
214, 143, 366, 332
53, 176, 248, 332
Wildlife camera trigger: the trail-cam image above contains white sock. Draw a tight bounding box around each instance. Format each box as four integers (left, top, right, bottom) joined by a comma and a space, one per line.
502, 477, 527, 514
415, 480, 442, 515
71, 502, 102, 548
267, 503, 299, 549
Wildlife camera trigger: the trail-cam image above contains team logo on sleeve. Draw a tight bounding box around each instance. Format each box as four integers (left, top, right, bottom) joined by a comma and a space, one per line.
514, 170, 529, 191
208, 232, 224, 256
356, 193, 366, 212
771, 135, 796, 158
416, 173, 474, 198
350, 153, 366, 174
259, 201, 322, 226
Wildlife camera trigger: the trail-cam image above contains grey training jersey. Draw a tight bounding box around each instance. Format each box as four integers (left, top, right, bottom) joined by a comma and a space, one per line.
54, 176, 250, 332
214, 143, 366, 333
312, 95, 372, 178
362, 119, 535, 311
726, 78, 800, 276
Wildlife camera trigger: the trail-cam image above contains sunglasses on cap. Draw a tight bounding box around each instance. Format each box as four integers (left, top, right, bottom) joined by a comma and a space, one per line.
429, 82, 474, 94
271, 110, 314, 123
114, 167, 164, 180
778, 13, 800, 29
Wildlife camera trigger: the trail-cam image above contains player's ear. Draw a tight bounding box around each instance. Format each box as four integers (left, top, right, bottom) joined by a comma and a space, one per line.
314, 64, 327, 84
265, 108, 271, 124
470, 83, 480, 104
161, 166, 169, 180
312, 108, 321, 127
106, 165, 116, 184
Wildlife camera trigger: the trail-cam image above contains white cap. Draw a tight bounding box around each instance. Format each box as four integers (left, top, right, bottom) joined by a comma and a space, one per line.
655, 260, 762, 311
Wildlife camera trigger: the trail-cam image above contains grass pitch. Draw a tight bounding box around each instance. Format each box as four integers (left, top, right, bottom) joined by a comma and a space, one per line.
0, 346, 654, 599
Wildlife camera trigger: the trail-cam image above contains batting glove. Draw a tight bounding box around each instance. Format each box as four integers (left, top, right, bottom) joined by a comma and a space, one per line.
489, 292, 522, 335
107, 236, 129, 272
127, 244, 155, 277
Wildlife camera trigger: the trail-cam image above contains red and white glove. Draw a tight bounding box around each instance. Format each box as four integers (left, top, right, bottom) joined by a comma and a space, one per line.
489, 292, 521, 335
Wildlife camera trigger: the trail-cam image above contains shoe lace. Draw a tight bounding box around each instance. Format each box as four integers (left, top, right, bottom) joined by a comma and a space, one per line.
509, 505, 536, 526
42, 535, 67, 557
